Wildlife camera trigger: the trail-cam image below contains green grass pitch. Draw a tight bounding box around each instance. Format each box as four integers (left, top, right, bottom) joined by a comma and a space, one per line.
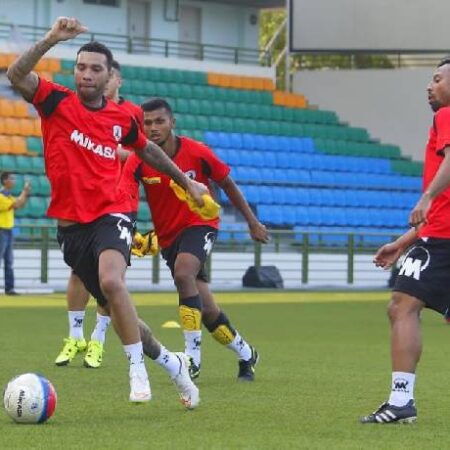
1, 291, 450, 449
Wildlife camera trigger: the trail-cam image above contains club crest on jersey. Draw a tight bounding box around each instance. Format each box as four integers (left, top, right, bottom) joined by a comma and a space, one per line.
185, 170, 196, 180
113, 125, 122, 142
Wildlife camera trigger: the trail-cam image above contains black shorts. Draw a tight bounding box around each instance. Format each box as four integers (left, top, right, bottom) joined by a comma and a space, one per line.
160, 226, 217, 283
394, 238, 450, 315
57, 213, 134, 306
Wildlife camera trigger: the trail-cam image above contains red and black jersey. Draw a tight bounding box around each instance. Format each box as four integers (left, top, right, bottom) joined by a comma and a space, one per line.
31, 78, 147, 223
419, 106, 450, 238
119, 136, 230, 248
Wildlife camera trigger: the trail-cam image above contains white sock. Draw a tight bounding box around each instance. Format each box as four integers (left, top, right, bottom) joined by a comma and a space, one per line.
154, 345, 182, 379
184, 330, 202, 367
68, 310, 85, 340
123, 342, 145, 370
90, 313, 111, 344
388, 371, 415, 407
227, 331, 252, 361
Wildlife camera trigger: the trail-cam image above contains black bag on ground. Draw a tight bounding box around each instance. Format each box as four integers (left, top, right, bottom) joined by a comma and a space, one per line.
242, 265, 284, 288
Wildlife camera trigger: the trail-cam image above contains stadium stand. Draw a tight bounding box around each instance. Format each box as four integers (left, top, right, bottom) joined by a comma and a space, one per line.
0, 55, 422, 245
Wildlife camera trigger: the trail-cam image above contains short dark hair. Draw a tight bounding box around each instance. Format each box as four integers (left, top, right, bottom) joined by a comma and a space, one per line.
111, 60, 121, 72
1, 171, 12, 185
438, 57, 450, 67
77, 41, 113, 70
141, 97, 173, 116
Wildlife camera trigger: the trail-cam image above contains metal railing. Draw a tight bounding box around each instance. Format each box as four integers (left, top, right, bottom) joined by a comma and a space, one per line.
12, 225, 399, 288
0, 22, 271, 66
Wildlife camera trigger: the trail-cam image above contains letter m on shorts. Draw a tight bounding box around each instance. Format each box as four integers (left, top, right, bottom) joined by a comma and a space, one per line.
399, 257, 422, 280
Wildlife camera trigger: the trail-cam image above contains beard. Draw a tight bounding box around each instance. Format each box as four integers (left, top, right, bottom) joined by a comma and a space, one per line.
77, 86, 104, 104
429, 100, 441, 112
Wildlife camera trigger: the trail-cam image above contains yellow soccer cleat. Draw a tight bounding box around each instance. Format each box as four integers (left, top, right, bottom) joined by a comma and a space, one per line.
84, 340, 104, 369
55, 337, 87, 366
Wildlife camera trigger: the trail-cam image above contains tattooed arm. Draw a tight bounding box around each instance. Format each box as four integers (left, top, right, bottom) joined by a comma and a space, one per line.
135, 141, 207, 205
7, 17, 87, 101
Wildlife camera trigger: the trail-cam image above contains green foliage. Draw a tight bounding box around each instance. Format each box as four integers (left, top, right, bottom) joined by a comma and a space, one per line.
260, 9, 393, 90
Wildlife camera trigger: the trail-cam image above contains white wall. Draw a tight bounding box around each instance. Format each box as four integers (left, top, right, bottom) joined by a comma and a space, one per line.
0, 0, 260, 51
293, 68, 434, 162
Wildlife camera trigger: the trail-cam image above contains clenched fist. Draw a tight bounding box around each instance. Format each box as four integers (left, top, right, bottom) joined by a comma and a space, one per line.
45, 17, 88, 45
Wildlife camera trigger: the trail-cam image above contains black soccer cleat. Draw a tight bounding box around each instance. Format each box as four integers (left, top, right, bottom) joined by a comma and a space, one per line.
187, 356, 201, 380
237, 346, 259, 381
360, 400, 417, 424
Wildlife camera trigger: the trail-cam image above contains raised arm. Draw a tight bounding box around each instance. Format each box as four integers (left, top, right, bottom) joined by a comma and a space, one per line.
7, 17, 87, 101
134, 141, 207, 205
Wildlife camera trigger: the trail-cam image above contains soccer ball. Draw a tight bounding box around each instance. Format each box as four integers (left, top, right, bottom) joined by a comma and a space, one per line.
3, 373, 57, 424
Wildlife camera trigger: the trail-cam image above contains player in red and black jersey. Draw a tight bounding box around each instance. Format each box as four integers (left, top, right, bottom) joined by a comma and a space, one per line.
121, 98, 269, 381
361, 59, 450, 424
56, 59, 144, 370
7, 17, 202, 408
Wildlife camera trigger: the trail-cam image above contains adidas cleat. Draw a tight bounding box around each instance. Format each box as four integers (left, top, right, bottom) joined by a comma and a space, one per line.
187, 356, 201, 380
172, 353, 200, 410
55, 337, 87, 366
84, 340, 104, 368
237, 346, 259, 381
129, 367, 151, 403
360, 400, 417, 424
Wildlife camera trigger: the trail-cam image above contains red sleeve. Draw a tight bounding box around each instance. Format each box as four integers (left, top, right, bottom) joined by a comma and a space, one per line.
31, 77, 71, 118
197, 142, 230, 182
435, 107, 450, 154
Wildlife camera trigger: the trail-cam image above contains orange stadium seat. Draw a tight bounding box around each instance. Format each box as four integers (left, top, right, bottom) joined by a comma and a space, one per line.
33, 119, 42, 137
228, 75, 243, 89
47, 58, 61, 73
13, 101, 29, 118
4, 118, 20, 135
0, 99, 15, 117
207, 72, 220, 85
263, 78, 275, 91
0, 54, 7, 70
18, 118, 35, 136
34, 59, 49, 72
0, 135, 11, 153
10, 136, 27, 154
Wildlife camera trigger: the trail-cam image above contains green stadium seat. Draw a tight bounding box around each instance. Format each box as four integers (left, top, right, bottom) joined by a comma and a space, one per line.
270, 106, 283, 121
155, 82, 170, 97
27, 137, 43, 154
147, 67, 163, 82
130, 80, 146, 96
282, 107, 294, 122
31, 157, 45, 172
211, 100, 225, 117
53, 73, 75, 90
190, 130, 204, 141
0, 155, 16, 170
137, 201, 150, 222
135, 66, 149, 81
195, 116, 209, 131
15, 156, 33, 172
28, 196, 47, 218
175, 98, 189, 114
11, 174, 24, 196
178, 84, 193, 99
121, 65, 137, 80
199, 99, 214, 116
61, 59, 75, 72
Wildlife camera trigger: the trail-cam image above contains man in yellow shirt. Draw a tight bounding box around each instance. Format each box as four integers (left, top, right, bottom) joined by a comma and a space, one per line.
0, 172, 30, 295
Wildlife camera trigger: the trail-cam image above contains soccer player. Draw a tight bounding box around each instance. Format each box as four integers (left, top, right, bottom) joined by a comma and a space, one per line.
54, 60, 143, 369
122, 97, 269, 381
7, 17, 205, 405
361, 59, 450, 424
